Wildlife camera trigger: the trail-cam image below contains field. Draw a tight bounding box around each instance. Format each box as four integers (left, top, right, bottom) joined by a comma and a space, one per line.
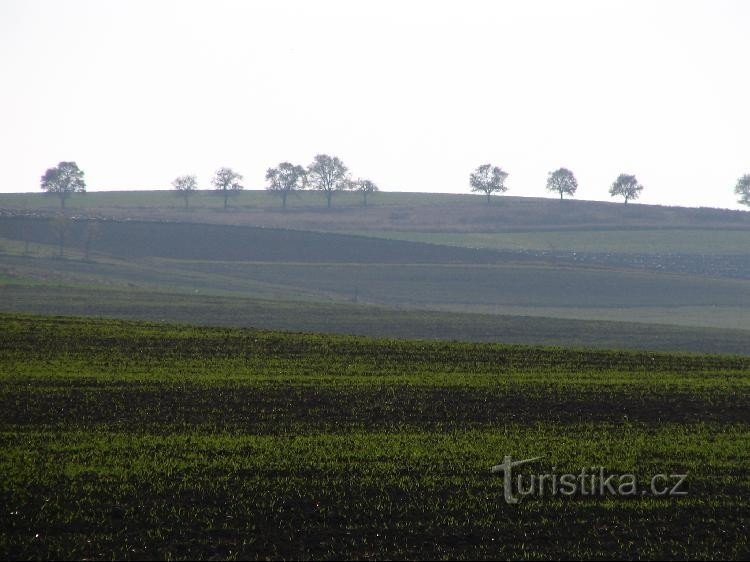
2, 204, 750, 347
3, 190, 750, 234
346, 228, 750, 255
0, 313, 748, 559
2, 191, 750, 557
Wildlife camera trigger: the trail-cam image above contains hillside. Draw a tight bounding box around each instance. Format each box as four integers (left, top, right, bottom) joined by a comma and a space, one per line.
2, 190, 750, 352
2, 189, 749, 233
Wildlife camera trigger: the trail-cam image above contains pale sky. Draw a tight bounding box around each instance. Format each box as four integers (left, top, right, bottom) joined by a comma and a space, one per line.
1, 0, 748, 208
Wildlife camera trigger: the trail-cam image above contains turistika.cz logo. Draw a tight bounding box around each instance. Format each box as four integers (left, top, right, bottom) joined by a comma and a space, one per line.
490, 455, 688, 504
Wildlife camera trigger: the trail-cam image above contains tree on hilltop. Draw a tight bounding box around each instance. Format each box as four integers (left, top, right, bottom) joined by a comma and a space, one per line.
40, 162, 86, 209
212, 167, 244, 209
735, 174, 750, 207
349, 178, 379, 206
307, 154, 348, 209
266, 162, 306, 210
546, 168, 577, 200
172, 175, 198, 209
609, 173, 644, 205
470, 164, 508, 204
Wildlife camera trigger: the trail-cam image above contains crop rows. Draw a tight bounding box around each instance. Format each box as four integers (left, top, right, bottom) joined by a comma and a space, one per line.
0, 314, 748, 559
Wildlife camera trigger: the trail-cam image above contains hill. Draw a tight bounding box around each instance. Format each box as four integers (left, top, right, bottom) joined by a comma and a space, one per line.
2, 189, 749, 234
2, 190, 750, 351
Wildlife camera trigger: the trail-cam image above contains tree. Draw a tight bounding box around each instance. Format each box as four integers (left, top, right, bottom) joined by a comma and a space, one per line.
350, 178, 379, 206
609, 173, 644, 205
735, 174, 750, 207
40, 162, 86, 209
212, 167, 244, 209
265, 162, 306, 210
470, 164, 509, 204
307, 154, 348, 208
546, 168, 577, 200
172, 175, 198, 209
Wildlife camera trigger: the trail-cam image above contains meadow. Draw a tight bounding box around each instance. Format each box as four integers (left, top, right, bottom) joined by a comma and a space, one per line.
0, 314, 748, 559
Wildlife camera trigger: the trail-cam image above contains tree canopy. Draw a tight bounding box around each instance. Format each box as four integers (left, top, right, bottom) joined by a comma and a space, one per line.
735, 174, 750, 207
211, 167, 244, 209
546, 168, 577, 200
470, 164, 508, 204
172, 175, 198, 208
266, 162, 306, 210
306, 154, 348, 208
40, 161, 86, 208
609, 173, 644, 204
350, 178, 379, 206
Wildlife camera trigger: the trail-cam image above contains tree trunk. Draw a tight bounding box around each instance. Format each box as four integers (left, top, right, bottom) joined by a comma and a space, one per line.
487, 192, 491, 205
624, 197, 629, 205
223, 190, 228, 209
327, 192, 332, 208
560, 191, 563, 200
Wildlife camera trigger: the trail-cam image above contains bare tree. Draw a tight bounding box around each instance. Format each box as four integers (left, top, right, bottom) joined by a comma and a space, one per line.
470, 164, 508, 204
735, 174, 750, 207
609, 173, 644, 205
546, 168, 577, 200
40, 162, 86, 209
173, 175, 198, 209
307, 154, 348, 209
266, 162, 306, 210
350, 178, 379, 206
212, 167, 244, 209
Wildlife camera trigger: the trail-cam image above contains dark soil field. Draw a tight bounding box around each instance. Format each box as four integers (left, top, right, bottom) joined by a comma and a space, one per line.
1, 314, 748, 559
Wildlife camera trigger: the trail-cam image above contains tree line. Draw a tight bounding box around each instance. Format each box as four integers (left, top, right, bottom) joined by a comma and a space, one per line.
39, 160, 750, 210
173, 154, 379, 210
470, 164, 648, 205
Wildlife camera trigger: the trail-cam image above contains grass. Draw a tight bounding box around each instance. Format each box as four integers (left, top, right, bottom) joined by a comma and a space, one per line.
345, 228, 750, 254
3, 190, 749, 235
0, 314, 748, 559
0, 189, 463, 211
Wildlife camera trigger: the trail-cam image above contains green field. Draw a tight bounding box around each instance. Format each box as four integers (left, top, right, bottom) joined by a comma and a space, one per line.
3, 190, 749, 236
1, 314, 748, 559
347, 228, 750, 254
0, 189, 464, 212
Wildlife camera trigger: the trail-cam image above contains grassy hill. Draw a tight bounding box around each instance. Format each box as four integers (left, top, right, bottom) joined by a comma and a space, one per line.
2, 190, 750, 351
2, 189, 749, 235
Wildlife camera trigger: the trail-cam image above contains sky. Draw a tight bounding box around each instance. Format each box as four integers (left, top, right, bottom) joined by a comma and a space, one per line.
1, 0, 748, 208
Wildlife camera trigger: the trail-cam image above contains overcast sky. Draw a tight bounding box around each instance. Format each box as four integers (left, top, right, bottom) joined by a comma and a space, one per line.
1, 0, 748, 208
